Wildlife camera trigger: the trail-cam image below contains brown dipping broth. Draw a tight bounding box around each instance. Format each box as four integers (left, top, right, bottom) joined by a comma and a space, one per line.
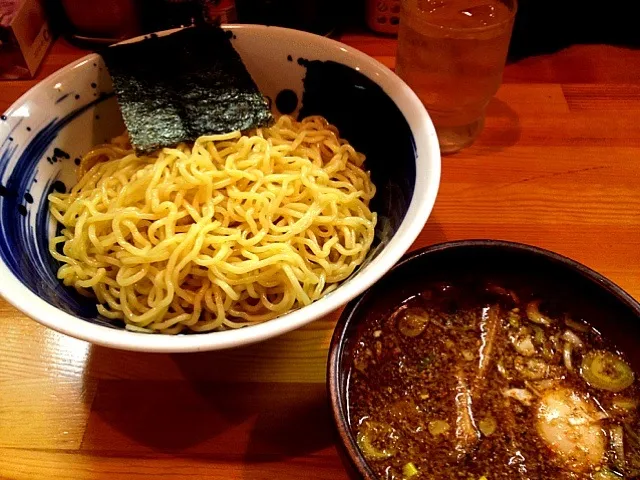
346, 270, 640, 480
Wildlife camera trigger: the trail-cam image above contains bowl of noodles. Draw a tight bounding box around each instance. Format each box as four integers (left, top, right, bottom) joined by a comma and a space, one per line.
0, 25, 440, 352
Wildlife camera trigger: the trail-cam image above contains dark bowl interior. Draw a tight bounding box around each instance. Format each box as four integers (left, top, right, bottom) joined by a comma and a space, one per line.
327, 240, 640, 480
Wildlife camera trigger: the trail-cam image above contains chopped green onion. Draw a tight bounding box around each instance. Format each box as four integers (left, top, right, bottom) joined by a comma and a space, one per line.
512, 328, 535, 357
508, 310, 520, 327
541, 337, 559, 363
428, 419, 450, 436
563, 342, 574, 372
526, 300, 553, 327
503, 388, 535, 406
565, 317, 590, 333
356, 421, 397, 460
418, 355, 434, 371
562, 330, 584, 348
353, 354, 368, 373
612, 397, 638, 412
515, 356, 550, 380
398, 308, 429, 337
402, 462, 419, 478
593, 467, 624, 479
496, 361, 512, 380
581, 351, 634, 392
610, 425, 626, 472
531, 325, 546, 345
478, 416, 497, 436
623, 422, 640, 448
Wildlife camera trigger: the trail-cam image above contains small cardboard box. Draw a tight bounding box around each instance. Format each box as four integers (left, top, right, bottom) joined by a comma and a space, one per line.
0, 0, 52, 80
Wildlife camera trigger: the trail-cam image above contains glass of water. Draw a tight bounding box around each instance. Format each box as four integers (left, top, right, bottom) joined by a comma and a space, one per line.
396, 0, 517, 154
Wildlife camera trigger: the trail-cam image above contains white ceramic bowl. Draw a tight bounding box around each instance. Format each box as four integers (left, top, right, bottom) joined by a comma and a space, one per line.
0, 25, 440, 352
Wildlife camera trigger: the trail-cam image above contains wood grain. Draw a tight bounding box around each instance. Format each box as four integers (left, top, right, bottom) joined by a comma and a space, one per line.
2, 32, 640, 479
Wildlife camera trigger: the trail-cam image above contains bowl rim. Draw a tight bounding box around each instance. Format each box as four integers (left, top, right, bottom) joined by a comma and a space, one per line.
327, 239, 640, 479
0, 24, 441, 352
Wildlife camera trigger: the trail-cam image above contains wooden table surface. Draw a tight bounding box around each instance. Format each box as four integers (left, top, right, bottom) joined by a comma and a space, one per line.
1, 32, 640, 480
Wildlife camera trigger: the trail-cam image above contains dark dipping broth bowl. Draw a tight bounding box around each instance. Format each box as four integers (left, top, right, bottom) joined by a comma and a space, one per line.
328, 240, 640, 480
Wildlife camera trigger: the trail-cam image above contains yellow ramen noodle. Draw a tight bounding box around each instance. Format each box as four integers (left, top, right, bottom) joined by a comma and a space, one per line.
48, 115, 377, 334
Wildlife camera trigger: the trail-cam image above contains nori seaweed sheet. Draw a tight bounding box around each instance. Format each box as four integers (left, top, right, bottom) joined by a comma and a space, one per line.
101, 25, 273, 153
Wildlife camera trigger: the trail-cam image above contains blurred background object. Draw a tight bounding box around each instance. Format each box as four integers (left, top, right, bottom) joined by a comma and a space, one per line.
365, 0, 401, 35
235, 0, 341, 37
201, 0, 236, 24
0, 0, 52, 79
42, 0, 640, 62
57, 0, 141, 46
507, 0, 640, 62
53, 0, 236, 47
139, 0, 229, 33
361, 0, 640, 63
51, 0, 361, 46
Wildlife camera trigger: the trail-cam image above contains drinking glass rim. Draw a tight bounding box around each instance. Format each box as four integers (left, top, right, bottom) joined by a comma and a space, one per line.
408, 0, 518, 33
